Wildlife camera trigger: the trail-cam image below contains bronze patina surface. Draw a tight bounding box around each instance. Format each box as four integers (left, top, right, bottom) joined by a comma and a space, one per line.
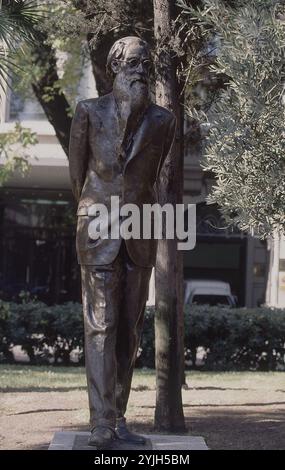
69, 36, 176, 448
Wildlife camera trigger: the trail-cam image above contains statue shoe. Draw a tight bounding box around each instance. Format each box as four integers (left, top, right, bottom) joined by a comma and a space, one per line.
88, 426, 116, 449
115, 418, 146, 445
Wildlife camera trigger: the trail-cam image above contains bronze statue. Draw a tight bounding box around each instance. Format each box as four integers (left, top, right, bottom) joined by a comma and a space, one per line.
69, 36, 176, 449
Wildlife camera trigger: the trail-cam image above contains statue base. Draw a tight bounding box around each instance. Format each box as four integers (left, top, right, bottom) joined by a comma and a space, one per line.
48, 431, 208, 450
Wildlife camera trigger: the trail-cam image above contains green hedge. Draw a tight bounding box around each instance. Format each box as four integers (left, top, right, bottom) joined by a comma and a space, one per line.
1, 300, 285, 370
184, 305, 285, 371
0, 300, 84, 365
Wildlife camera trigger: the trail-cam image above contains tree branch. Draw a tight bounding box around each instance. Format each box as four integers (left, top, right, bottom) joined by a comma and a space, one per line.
31, 39, 72, 157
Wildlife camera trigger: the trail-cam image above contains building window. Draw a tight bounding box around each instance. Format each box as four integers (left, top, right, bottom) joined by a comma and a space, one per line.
0, 189, 80, 304
8, 75, 46, 121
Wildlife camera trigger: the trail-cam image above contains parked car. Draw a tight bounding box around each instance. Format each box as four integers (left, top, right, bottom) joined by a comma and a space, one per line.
184, 279, 237, 307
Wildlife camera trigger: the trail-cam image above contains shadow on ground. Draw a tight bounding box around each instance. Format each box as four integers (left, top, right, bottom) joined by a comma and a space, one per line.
0, 387, 87, 393
8, 408, 79, 416
140, 402, 285, 408
24, 407, 285, 450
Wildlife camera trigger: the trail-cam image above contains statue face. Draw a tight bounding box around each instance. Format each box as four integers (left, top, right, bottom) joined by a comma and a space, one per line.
111, 42, 151, 90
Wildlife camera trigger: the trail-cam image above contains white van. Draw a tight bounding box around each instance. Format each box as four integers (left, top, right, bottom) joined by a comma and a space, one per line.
184, 279, 237, 307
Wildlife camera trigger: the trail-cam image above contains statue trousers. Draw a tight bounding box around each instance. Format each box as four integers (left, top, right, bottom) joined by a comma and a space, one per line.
80, 241, 152, 430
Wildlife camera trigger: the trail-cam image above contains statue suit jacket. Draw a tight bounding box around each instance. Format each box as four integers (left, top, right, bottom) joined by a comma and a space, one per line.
69, 92, 176, 267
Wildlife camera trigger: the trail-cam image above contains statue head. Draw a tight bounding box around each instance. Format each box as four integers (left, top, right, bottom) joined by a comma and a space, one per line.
106, 36, 152, 91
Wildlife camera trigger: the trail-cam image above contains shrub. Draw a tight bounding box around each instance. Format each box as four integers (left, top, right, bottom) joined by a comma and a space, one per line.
0, 300, 84, 365
141, 305, 285, 371
1, 300, 285, 370
184, 305, 285, 371
0, 300, 14, 363
136, 307, 155, 368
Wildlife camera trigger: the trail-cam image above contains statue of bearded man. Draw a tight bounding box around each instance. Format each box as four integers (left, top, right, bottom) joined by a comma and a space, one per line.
69, 36, 176, 449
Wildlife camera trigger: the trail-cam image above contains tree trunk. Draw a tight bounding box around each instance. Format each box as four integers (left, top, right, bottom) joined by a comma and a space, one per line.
153, 0, 185, 432
31, 30, 109, 157
31, 40, 72, 157
87, 33, 113, 96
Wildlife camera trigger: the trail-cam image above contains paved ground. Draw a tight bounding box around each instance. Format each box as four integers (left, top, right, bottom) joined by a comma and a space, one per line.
0, 367, 284, 450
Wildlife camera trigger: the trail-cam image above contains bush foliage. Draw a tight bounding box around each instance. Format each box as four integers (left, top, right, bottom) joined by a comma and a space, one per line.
0, 300, 84, 365
184, 305, 285, 371
0, 300, 285, 370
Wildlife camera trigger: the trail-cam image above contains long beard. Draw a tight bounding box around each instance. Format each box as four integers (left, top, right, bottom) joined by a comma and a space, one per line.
113, 74, 150, 120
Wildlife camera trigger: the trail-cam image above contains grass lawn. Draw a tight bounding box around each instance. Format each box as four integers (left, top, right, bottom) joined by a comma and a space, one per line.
0, 365, 284, 450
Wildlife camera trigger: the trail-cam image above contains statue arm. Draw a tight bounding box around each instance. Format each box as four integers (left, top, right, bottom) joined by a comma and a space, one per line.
69, 101, 89, 202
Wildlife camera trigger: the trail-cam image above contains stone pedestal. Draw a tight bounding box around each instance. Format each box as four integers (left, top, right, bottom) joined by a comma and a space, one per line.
49, 431, 208, 450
